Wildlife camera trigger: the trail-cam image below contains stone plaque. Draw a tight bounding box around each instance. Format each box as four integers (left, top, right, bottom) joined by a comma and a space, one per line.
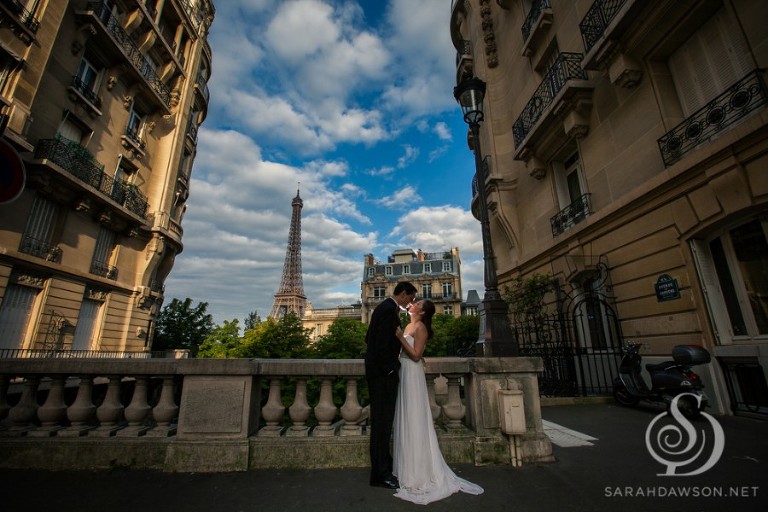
177, 377, 250, 438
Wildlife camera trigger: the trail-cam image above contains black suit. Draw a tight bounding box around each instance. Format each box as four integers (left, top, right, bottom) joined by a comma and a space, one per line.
364, 297, 402, 483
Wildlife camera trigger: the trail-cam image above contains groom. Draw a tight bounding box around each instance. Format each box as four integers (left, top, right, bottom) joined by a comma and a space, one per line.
365, 281, 417, 489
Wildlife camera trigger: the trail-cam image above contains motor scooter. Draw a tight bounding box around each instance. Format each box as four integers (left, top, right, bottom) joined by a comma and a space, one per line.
613, 342, 711, 418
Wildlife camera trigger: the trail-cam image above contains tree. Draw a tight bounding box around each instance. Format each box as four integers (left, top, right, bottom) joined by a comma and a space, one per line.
312, 318, 368, 359
197, 319, 242, 358
152, 298, 214, 356
244, 310, 261, 330
239, 313, 312, 359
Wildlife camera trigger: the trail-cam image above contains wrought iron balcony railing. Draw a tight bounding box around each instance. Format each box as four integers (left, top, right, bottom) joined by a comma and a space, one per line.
70, 75, 102, 108
513, 53, 588, 147
34, 138, 149, 218
521, 0, 551, 42
1, 0, 40, 33
579, 0, 627, 54
550, 193, 592, 236
657, 69, 768, 167
18, 235, 62, 262
86, 1, 171, 109
90, 259, 118, 280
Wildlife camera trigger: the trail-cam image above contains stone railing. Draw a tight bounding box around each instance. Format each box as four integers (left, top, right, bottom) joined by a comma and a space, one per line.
0, 357, 553, 472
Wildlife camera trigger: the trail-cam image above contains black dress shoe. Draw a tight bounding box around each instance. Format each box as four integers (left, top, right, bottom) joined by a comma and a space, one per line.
370, 476, 399, 489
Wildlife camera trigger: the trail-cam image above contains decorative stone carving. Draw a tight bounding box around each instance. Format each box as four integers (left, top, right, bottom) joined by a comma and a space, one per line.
479, 0, 498, 68
85, 287, 107, 302
107, 76, 118, 91
75, 197, 92, 212
609, 53, 643, 88
11, 272, 46, 289
123, 95, 133, 109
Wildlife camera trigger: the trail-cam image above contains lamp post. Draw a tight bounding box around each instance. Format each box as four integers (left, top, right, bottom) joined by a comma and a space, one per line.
454, 75, 518, 356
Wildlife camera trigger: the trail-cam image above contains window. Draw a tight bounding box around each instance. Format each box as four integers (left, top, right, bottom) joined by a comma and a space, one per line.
74, 56, 101, 105
421, 284, 432, 299
0, 282, 40, 350
697, 220, 768, 339
403, 264, 410, 274
385, 266, 392, 276
551, 148, 590, 234
58, 118, 86, 145
72, 298, 101, 351
669, 8, 752, 117
1, 51, 20, 96
126, 108, 144, 143
424, 263, 432, 273
90, 227, 117, 279
373, 286, 386, 298
443, 305, 453, 315
19, 195, 58, 260
442, 282, 453, 297
442, 261, 452, 272
367, 267, 374, 278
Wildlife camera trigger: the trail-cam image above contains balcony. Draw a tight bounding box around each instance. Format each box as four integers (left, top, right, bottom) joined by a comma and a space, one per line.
89, 259, 118, 280
579, 0, 628, 56
512, 53, 593, 162
18, 235, 62, 263
0, 0, 40, 43
76, 2, 172, 112
33, 138, 149, 219
657, 70, 768, 167
67, 75, 103, 115
520, 0, 553, 58
0, 357, 550, 471
550, 193, 592, 237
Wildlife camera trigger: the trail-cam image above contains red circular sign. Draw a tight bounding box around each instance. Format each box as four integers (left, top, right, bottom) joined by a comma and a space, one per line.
0, 138, 26, 204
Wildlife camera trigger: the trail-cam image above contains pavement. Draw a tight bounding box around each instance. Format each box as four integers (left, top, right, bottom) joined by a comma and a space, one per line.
1, 402, 766, 512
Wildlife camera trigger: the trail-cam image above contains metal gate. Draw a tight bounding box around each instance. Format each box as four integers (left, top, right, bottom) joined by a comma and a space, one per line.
513, 263, 624, 396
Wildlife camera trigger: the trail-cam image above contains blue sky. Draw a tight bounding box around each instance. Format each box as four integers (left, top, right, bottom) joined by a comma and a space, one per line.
165, 0, 484, 326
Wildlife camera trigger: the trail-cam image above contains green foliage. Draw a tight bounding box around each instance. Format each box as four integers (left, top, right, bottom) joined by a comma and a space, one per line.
197, 319, 242, 358
244, 310, 261, 330
502, 273, 555, 318
312, 318, 368, 359
152, 298, 214, 356
429, 314, 480, 356
238, 314, 312, 359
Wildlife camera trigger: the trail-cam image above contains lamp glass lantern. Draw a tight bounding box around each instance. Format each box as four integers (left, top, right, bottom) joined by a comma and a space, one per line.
453, 76, 486, 126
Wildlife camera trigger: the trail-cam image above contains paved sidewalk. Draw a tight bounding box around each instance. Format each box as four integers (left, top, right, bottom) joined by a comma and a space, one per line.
1, 403, 765, 512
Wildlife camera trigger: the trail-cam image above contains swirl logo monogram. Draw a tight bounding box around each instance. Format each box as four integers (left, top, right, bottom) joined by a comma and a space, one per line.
644, 393, 725, 476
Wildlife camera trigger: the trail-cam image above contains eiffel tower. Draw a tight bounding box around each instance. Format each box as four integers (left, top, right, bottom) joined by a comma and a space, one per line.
268, 188, 307, 320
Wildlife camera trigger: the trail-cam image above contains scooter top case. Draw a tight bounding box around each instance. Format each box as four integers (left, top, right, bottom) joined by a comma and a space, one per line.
672, 344, 711, 365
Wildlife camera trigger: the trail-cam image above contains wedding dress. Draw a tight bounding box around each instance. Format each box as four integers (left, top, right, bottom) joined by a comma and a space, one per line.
392, 334, 484, 505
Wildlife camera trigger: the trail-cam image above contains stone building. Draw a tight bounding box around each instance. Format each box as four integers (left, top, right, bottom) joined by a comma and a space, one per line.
451, 0, 768, 415
361, 248, 463, 323
0, 0, 215, 354
302, 302, 362, 341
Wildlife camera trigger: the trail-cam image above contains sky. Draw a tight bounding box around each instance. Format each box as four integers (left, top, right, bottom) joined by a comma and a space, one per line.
164, 0, 485, 326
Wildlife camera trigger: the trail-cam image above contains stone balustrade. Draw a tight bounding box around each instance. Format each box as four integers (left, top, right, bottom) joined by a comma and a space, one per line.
0, 357, 553, 472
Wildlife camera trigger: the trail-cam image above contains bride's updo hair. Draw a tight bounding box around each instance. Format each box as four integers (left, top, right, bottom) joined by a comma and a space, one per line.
421, 300, 436, 339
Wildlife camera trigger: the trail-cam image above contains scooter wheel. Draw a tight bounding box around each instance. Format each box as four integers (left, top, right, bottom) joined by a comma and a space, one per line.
613, 385, 640, 407
668, 395, 702, 419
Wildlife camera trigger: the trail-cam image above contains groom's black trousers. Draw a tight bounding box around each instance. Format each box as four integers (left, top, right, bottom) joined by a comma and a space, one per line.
366, 364, 399, 483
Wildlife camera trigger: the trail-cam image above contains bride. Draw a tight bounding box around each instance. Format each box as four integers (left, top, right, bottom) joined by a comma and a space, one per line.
392, 299, 484, 505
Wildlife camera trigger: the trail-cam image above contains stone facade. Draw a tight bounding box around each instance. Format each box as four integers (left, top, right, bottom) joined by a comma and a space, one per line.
451, 0, 768, 416
0, 1, 215, 354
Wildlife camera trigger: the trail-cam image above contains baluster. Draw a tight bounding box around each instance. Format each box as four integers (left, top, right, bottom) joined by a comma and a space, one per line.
441, 375, 466, 430
0, 375, 10, 425
146, 376, 178, 437
426, 374, 442, 425
117, 376, 151, 436
60, 375, 96, 437
91, 376, 125, 437
259, 378, 285, 436
3, 376, 40, 436
29, 376, 67, 437
312, 378, 338, 436
340, 378, 363, 436
287, 377, 310, 436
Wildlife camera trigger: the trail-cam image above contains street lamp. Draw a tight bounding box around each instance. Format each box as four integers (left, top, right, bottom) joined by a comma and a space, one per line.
454, 75, 519, 357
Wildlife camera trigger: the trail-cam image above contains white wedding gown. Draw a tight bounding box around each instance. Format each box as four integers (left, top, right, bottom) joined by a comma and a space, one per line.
392, 335, 484, 505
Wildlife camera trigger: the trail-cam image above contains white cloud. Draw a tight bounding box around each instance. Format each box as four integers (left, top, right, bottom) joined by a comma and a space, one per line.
376, 185, 422, 209
433, 122, 451, 141
397, 144, 419, 168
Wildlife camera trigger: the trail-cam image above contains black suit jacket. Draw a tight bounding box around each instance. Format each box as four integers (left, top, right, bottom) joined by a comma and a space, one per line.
364, 297, 402, 376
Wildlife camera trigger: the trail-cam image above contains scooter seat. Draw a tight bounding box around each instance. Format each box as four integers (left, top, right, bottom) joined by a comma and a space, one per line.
645, 361, 677, 372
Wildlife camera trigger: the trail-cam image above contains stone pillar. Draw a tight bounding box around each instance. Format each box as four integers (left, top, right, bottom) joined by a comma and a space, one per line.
287, 378, 310, 436
259, 378, 285, 437
146, 376, 178, 437
29, 376, 67, 437
339, 378, 363, 436
117, 376, 151, 437
312, 378, 338, 436
426, 374, 442, 424
441, 375, 466, 431
3, 376, 40, 436
60, 376, 96, 437
91, 376, 124, 437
